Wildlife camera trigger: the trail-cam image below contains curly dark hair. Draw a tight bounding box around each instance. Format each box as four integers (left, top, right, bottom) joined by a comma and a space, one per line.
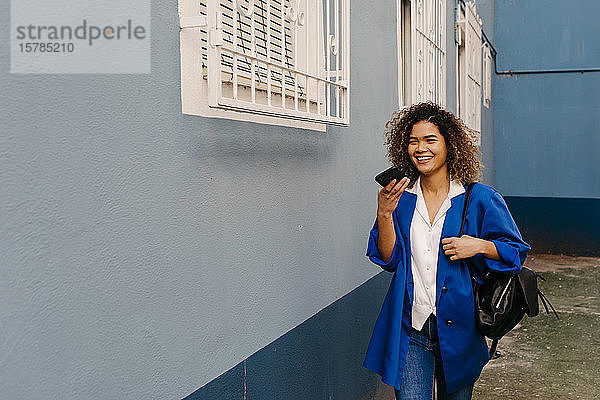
384, 102, 482, 188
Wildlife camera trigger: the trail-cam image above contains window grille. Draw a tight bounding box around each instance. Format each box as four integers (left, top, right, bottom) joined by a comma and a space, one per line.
398, 0, 446, 107
179, 0, 350, 126
456, 1, 481, 142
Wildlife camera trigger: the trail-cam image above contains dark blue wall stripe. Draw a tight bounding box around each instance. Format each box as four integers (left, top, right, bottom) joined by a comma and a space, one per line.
504, 196, 600, 256
184, 271, 394, 400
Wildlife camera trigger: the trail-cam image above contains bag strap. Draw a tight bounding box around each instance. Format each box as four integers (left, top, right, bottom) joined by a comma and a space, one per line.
460, 182, 479, 289
459, 182, 476, 236
459, 183, 499, 359
459, 182, 476, 285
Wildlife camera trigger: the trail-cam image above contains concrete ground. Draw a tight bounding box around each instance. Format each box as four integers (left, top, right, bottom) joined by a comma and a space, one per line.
372, 254, 600, 400
474, 254, 600, 400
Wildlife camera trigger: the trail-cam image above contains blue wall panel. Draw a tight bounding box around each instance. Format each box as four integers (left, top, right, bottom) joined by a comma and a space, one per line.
494, 72, 600, 198
495, 0, 600, 72
494, 0, 600, 199
493, 0, 600, 255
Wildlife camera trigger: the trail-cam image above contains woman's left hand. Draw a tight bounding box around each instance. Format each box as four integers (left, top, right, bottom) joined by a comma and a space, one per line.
441, 235, 486, 261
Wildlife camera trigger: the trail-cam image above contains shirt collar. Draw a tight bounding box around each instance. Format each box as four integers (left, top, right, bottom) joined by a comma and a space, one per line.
408, 176, 465, 227
406, 176, 465, 199
449, 178, 466, 199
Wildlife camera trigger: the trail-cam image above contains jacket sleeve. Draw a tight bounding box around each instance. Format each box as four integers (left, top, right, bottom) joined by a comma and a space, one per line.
365, 211, 405, 272
478, 190, 531, 275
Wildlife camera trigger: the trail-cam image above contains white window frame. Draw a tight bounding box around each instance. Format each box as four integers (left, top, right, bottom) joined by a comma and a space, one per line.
397, 0, 447, 108
456, 0, 481, 145
178, 0, 350, 131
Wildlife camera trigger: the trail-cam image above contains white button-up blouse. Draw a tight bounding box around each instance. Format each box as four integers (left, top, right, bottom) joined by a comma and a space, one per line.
405, 177, 466, 330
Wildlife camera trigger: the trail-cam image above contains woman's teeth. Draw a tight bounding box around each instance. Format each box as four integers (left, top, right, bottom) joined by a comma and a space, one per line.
416, 156, 433, 161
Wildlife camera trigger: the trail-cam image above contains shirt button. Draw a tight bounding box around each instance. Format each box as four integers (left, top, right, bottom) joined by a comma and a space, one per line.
446, 320, 453, 326
442, 286, 448, 293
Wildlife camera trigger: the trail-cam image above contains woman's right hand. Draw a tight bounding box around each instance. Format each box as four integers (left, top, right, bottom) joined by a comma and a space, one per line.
376, 177, 410, 263
377, 177, 410, 219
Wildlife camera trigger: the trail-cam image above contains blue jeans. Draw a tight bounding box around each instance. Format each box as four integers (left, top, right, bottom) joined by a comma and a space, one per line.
395, 315, 473, 400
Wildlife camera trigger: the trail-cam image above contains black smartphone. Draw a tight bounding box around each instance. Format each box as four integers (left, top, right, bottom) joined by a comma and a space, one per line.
375, 166, 404, 187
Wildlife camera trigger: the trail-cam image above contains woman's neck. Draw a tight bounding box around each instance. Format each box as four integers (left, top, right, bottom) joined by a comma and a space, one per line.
420, 169, 450, 197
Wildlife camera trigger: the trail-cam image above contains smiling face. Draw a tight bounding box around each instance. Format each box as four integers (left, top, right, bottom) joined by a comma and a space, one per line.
407, 120, 448, 178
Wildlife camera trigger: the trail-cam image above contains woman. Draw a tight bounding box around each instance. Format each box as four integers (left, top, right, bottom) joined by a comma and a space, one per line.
363, 102, 530, 400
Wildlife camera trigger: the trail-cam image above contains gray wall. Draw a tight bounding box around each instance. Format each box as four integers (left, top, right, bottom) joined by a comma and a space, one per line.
1, 0, 516, 398
1, 0, 400, 398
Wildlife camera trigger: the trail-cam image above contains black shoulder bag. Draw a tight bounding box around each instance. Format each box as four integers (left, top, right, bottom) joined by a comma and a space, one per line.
460, 183, 559, 359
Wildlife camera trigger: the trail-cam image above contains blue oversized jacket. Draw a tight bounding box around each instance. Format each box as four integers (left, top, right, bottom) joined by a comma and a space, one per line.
363, 182, 530, 393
